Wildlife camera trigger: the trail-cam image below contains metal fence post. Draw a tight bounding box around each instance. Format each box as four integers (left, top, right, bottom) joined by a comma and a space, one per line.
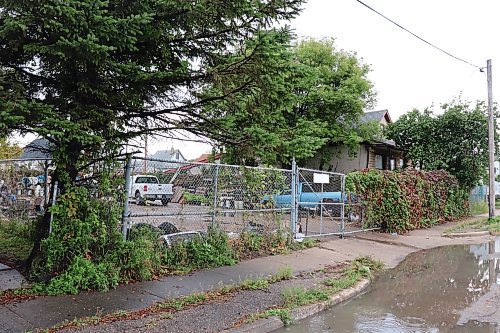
211, 164, 219, 226
340, 174, 346, 238
48, 181, 58, 235
43, 160, 49, 205
122, 156, 133, 240
291, 158, 298, 236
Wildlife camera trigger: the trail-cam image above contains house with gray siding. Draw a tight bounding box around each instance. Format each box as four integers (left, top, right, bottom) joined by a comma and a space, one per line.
306, 110, 404, 174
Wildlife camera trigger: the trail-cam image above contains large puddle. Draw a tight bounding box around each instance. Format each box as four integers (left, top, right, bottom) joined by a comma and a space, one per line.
278, 238, 500, 332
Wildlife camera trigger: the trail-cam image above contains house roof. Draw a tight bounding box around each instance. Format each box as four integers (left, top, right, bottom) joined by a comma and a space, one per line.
361, 110, 392, 124
20, 138, 52, 160
369, 138, 404, 152
193, 153, 221, 163
150, 148, 186, 162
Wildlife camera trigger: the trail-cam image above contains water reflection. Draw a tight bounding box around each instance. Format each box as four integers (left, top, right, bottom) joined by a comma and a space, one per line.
278, 238, 499, 333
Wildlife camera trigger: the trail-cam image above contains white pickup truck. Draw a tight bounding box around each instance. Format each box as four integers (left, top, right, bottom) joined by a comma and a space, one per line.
130, 175, 173, 205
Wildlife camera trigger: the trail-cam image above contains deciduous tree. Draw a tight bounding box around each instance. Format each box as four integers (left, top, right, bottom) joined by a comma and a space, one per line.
203, 37, 377, 166
386, 100, 492, 190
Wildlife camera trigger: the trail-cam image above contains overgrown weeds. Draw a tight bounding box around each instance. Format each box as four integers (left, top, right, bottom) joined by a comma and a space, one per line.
469, 200, 488, 215
0, 218, 35, 264
444, 216, 500, 235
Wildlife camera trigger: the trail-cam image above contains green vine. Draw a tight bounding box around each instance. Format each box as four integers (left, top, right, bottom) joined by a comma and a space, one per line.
347, 169, 469, 233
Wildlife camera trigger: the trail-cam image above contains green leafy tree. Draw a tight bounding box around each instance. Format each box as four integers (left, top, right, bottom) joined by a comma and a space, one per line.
0, 136, 22, 159
203, 36, 376, 166
0, 0, 303, 270
386, 100, 492, 190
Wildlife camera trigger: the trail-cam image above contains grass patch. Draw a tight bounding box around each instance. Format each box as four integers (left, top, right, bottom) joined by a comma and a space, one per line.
247, 308, 292, 325
0, 219, 34, 262
249, 257, 383, 326
444, 217, 500, 234
470, 201, 488, 215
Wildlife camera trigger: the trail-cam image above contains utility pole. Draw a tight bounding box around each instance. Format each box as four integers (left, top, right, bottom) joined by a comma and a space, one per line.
487, 59, 495, 218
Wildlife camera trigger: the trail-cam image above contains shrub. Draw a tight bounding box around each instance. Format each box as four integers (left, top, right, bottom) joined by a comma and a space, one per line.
347, 169, 469, 233
163, 226, 236, 270
46, 256, 117, 295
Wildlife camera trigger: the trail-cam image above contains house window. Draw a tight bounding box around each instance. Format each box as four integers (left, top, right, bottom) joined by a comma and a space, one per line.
375, 155, 383, 169
390, 159, 396, 170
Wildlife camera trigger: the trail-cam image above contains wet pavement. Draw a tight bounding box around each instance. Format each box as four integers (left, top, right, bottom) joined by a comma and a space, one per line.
0, 263, 26, 292
0, 222, 495, 333
278, 238, 500, 333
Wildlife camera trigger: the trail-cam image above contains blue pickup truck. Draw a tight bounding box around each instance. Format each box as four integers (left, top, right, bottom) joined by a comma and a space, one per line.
263, 183, 344, 209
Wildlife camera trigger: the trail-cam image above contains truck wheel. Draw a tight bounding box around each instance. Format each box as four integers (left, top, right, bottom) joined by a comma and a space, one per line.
135, 191, 142, 205
161, 198, 169, 206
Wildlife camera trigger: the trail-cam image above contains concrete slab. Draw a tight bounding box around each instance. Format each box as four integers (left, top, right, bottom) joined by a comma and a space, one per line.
6, 283, 163, 329
267, 247, 351, 271
0, 305, 33, 333
139, 271, 231, 299
0, 269, 26, 291
319, 237, 416, 268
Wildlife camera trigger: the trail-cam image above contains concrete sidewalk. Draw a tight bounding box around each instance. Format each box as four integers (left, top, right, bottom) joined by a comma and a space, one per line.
0, 223, 495, 333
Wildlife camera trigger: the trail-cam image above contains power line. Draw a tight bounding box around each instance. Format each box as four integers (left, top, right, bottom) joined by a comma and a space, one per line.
354, 0, 482, 70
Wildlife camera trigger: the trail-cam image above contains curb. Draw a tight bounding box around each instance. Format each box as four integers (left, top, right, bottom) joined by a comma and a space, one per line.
442, 231, 491, 238
225, 278, 371, 333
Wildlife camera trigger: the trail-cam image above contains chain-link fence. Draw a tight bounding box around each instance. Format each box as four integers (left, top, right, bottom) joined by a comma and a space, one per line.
470, 185, 488, 203
0, 155, 372, 239
0, 158, 51, 221
123, 157, 293, 237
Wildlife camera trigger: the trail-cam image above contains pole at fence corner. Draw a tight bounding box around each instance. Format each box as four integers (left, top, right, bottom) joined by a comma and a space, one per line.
122, 156, 133, 240
291, 158, 298, 236
340, 174, 346, 238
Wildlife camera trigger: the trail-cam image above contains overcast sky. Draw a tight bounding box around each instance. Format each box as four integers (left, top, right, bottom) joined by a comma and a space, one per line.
17, 0, 500, 159
293, 0, 498, 119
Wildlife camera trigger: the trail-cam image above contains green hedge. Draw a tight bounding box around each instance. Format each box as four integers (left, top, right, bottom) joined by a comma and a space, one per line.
346, 169, 469, 234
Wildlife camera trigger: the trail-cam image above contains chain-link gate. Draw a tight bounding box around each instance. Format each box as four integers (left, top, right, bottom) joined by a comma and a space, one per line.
294, 167, 346, 237
292, 166, 377, 238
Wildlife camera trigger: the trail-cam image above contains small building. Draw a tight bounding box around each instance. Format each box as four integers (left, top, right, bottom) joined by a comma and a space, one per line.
143, 147, 187, 172
20, 138, 52, 160
306, 110, 404, 174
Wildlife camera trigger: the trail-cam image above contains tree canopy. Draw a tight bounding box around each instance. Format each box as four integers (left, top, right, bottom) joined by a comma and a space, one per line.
202, 36, 377, 166
385, 100, 492, 190
0, 0, 305, 272
0, 0, 303, 181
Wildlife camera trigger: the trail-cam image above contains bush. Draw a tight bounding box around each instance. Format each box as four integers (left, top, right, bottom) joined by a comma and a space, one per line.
46, 256, 117, 295
163, 226, 236, 270
347, 169, 469, 233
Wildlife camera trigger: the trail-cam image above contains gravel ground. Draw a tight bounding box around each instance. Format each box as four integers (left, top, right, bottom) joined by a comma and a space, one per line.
58, 265, 346, 333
